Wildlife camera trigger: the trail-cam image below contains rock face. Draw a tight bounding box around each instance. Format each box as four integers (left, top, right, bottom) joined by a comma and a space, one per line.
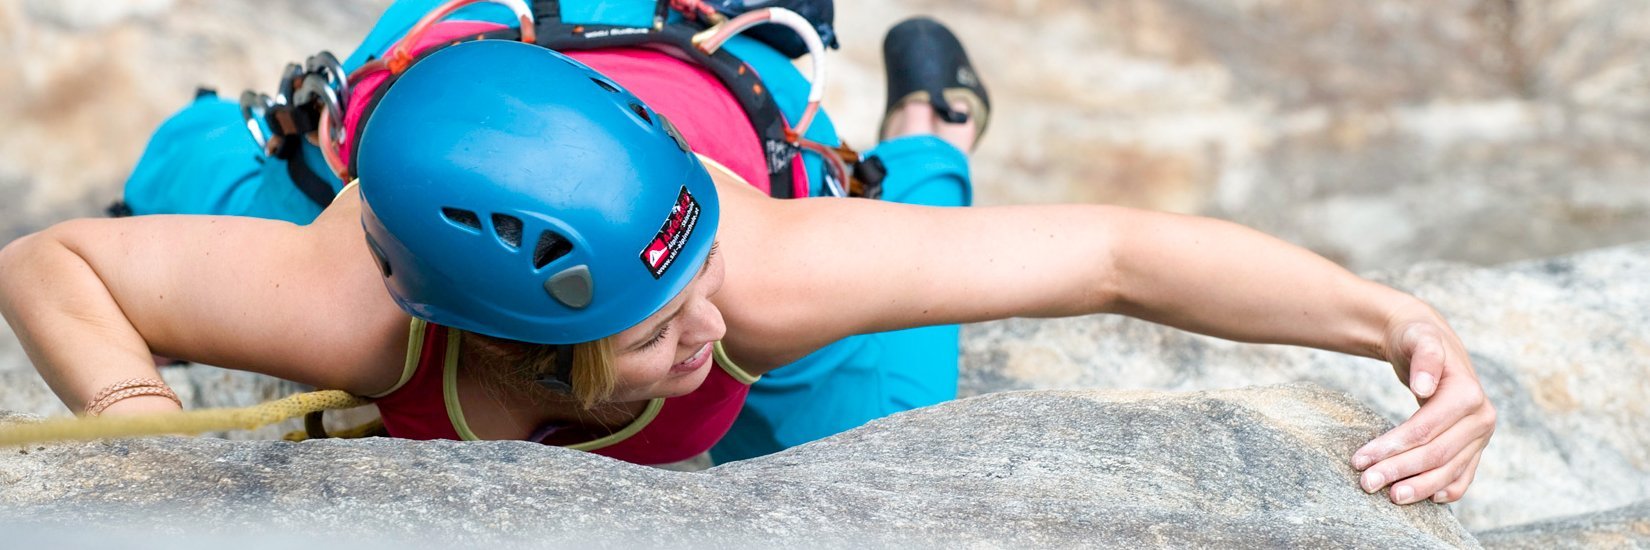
1477, 500, 1650, 549
0, 385, 1478, 548
3, 232, 1637, 544
962, 242, 1650, 532
1, 0, 1647, 545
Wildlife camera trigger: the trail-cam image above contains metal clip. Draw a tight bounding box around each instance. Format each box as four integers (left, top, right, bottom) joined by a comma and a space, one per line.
292, 73, 346, 149
238, 91, 275, 151
304, 51, 349, 106
274, 62, 303, 108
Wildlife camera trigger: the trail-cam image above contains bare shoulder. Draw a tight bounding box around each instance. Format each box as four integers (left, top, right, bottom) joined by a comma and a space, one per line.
52, 191, 409, 394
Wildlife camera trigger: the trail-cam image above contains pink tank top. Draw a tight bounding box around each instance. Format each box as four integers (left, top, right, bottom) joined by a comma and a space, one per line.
373, 321, 756, 465
360, 24, 784, 465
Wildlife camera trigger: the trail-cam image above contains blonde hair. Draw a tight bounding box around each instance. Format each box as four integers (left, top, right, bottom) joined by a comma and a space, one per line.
466, 333, 619, 409
568, 338, 618, 407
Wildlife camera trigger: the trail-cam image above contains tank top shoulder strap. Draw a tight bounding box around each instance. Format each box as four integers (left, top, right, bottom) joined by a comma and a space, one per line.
712, 341, 760, 385
694, 153, 755, 189
364, 317, 428, 398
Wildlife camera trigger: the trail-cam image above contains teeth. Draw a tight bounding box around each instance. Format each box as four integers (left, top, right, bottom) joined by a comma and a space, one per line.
675, 344, 710, 368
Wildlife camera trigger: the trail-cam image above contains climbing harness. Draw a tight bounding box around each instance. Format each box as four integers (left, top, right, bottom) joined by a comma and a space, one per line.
0, 390, 371, 447
241, 0, 885, 203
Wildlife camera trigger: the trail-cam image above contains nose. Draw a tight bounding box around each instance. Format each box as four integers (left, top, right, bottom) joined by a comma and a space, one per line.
678, 297, 727, 348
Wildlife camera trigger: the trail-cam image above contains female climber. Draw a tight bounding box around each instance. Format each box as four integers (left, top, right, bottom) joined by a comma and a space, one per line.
0, 0, 1493, 507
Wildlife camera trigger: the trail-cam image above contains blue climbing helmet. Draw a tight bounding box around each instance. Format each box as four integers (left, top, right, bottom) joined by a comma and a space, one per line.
355, 39, 720, 345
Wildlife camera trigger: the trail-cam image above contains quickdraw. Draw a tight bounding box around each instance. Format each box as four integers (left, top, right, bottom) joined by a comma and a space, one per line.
238, 51, 354, 207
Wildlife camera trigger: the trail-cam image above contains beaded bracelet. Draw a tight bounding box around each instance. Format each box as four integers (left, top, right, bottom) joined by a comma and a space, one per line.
84, 377, 181, 417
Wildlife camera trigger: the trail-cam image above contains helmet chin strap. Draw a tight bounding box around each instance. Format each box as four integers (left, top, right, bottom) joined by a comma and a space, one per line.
534, 344, 577, 394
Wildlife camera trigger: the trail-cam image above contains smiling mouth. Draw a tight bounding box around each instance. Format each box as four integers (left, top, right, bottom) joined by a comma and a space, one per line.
670, 342, 714, 373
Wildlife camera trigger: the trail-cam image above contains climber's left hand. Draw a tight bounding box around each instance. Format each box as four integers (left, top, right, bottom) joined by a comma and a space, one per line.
1352, 301, 1496, 505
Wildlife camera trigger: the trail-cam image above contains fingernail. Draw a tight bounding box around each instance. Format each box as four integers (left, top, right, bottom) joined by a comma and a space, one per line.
1433, 491, 1449, 503
1362, 471, 1384, 493
1393, 485, 1415, 504
1413, 372, 1436, 396
1352, 454, 1372, 470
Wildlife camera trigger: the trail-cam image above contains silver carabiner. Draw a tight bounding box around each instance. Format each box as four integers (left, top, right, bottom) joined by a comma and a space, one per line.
694, 7, 829, 141
304, 51, 349, 106
292, 73, 346, 148
274, 62, 303, 109
238, 90, 276, 153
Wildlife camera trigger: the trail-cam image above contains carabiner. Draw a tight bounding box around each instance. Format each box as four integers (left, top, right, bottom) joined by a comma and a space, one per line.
693, 7, 828, 142
304, 51, 349, 106
292, 74, 346, 147
238, 91, 276, 152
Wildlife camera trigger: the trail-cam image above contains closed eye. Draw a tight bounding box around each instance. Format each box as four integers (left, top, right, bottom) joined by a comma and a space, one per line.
641, 322, 670, 350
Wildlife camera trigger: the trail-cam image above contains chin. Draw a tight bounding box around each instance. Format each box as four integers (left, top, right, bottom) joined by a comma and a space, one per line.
614, 360, 715, 402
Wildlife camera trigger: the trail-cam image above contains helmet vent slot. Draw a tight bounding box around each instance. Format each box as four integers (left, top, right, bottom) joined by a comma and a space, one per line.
629, 103, 653, 125
533, 230, 574, 269
492, 213, 523, 249
591, 78, 620, 93
442, 208, 481, 231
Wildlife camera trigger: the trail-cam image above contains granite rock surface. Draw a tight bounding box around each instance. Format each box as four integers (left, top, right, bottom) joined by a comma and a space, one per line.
962, 242, 1650, 532
0, 385, 1479, 548
1, 0, 1647, 545
1477, 499, 1650, 549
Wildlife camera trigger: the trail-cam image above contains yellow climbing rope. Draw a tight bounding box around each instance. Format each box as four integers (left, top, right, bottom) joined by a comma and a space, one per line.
0, 390, 370, 446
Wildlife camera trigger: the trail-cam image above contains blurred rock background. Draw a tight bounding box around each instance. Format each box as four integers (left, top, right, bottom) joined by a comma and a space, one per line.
3, 0, 1649, 271
1, 0, 1646, 541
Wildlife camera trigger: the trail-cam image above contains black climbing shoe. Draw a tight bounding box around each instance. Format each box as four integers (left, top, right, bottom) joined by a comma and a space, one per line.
879, 16, 991, 147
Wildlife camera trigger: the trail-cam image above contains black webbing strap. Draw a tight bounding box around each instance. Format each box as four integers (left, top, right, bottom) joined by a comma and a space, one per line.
346, 62, 393, 183
283, 142, 341, 208
534, 343, 578, 394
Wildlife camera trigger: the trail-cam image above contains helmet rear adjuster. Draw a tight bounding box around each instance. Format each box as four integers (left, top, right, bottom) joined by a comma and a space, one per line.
546, 265, 594, 309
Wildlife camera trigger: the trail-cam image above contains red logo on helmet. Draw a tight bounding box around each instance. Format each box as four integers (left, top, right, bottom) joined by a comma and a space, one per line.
639, 186, 701, 279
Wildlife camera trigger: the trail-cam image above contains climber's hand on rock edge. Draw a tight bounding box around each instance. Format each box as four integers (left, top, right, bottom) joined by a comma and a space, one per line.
1352, 305, 1496, 505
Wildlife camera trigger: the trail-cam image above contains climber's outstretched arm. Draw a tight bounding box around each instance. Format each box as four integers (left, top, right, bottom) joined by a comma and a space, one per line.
1096, 209, 1495, 506
717, 189, 1494, 505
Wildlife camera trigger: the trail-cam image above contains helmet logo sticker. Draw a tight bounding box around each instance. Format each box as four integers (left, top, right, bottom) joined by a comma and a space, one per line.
639, 186, 701, 279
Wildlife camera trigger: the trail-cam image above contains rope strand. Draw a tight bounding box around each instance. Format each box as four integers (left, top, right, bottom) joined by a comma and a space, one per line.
0, 390, 371, 447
